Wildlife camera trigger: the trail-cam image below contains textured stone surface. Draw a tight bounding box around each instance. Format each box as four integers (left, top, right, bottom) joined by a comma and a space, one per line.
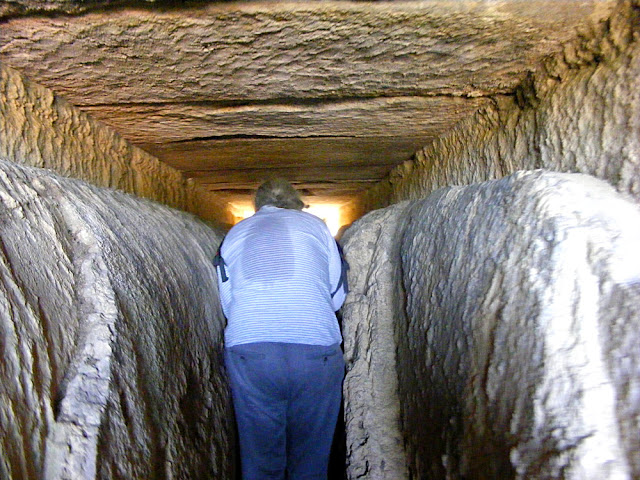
0, 0, 616, 204
0, 62, 230, 227
2, 3, 610, 102
0, 158, 234, 479
342, 170, 640, 479
341, 202, 410, 480
360, 0, 640, 214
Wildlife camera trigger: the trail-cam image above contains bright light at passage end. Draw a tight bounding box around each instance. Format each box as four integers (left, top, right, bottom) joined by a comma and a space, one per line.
305, 204, 342, 237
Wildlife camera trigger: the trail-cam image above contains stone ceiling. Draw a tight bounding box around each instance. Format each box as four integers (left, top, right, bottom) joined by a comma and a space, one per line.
0, 0, 617, 208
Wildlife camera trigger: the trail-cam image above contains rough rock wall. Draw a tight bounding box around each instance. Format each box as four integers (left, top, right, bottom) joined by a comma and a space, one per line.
0, 158, 234, 479
0, 61, 230, 227
342, 170, 640, 479
357, 0, 640, 214
340, 202, 410, 479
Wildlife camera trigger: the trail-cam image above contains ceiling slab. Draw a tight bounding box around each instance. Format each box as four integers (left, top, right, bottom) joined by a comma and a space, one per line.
0, 0, 617, 205
80, 96, 489, 144
139, 136, 434, 172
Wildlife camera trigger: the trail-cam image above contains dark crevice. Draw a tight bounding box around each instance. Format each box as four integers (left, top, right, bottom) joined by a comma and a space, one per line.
79, 92, 494, 110
156, 133, 440, 145
167, 133, 363, 143
329, 398, 348, 480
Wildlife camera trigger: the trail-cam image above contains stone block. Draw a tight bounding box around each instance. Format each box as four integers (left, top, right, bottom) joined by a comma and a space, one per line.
343, 170, 640, 479
0, 158, 234, 479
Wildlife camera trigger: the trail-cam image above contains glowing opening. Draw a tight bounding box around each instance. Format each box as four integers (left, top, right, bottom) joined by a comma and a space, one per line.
228, 202, 343, 237
306, 204, 342, 237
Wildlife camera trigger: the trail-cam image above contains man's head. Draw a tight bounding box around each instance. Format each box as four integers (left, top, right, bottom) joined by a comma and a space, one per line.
254, 178, 305, 210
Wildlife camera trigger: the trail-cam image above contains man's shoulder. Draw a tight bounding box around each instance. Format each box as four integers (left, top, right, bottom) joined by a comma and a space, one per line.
220, 215, 255, 248
226, 207, 330, 239
290, 209, 331, 231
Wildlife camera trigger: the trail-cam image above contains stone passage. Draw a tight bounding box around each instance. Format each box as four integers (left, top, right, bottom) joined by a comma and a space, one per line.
0, 158, 234, 479
341, 170, 640, 480
2, 159, 640, 480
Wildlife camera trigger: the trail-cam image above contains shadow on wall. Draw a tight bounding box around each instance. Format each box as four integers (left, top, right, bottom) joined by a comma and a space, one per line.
341, 170, 640, 480
0, 158, 235, 479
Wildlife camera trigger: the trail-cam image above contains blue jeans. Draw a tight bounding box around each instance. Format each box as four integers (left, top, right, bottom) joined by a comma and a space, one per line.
224, 342, 345, 480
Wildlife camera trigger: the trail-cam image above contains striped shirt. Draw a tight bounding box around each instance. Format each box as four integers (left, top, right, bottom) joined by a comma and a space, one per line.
217, 205, 345, 347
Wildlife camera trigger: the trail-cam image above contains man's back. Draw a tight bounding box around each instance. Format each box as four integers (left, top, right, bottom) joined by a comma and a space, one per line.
218, 205, 343, 347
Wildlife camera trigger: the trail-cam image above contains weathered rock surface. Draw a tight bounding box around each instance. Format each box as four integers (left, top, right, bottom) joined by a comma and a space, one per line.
361, 0, 640, 214
0, 62, 230, 226
0, 158, 234, 479
0, 1, 617, 204
342, 170, 640, 479
341, 202, 411, 480
2, 2, 610, 103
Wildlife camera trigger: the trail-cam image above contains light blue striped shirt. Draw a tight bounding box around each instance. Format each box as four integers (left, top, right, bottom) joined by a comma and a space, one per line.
217, 206, 345, 347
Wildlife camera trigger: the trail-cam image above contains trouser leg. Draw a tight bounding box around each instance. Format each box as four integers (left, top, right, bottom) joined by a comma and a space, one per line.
285, 343, 345, 480
224, 343, 288, 480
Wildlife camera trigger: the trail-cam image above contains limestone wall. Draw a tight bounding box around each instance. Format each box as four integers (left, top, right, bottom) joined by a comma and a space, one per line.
342, 170, 640, 479
0, 158, 234, 479
340, 202, 410, 479
356, 0, 640, 215
0, 61, 231, 227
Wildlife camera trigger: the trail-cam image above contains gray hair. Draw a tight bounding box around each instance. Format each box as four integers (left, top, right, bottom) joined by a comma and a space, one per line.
254, 178, 305, 210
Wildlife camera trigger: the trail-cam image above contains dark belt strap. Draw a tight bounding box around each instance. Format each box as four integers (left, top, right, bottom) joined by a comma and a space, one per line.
213, 242, 228, 282
331, 241, 349, 297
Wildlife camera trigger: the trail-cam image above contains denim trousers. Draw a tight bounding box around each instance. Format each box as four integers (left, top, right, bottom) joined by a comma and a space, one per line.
224, 342, 345, 480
